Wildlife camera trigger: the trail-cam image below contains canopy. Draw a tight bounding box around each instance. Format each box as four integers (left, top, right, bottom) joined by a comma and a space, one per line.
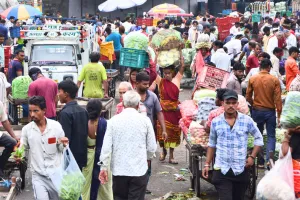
98, 0, 146, 12
1, 4, 42, 20
148, 3, 193, 16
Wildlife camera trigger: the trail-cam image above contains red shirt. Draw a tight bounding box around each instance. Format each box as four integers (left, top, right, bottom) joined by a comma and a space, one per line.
246, 54, 259, 74
28, 77, 58, 118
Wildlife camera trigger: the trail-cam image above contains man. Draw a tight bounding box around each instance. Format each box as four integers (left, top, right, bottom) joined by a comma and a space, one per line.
8, 50, 24, 83
115, 81, 146, 115
226, 62, 245, 95
173, 19, 183, 35
285, 46, 300, 91
246, 43, 262, 74
203, 25, 216, 42
105, 27, 124, 80
28, 68, 58, 120
0, 100, 17, 177
99, 90, 157, 200
58, 80, 88, 169
267, 31, 284, 56
238, 40, 256, 62
230, 22, 240, 35
262, 26, 271, 52
20, 96, 68, 199
203, 90, 263, 199
270, 47, 283, 78
140, 24, 148, 37
77, 52, 108, 98
211, 40, 231, 72
289, 73, 300, 92
188, 21, 199, 48
224, 33, 243, 59
122, 17, 132, 33
284, 29, 297, 58
0, 20, 8, 42
246, 59, 282, 167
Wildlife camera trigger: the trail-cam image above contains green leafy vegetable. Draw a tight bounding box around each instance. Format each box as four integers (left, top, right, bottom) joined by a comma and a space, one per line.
124, 32, 149, 51
59, 172, 85, 200
10, 146, 25, 160
281, 91, 300, 128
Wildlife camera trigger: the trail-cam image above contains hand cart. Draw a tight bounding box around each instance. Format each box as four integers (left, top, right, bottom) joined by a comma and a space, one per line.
106, 69, 119, 98
0, 125, 27, 190
7, 95, 30, 125
185, 135, 258, 199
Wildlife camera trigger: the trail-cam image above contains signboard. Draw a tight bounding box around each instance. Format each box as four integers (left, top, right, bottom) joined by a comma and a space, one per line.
196, 65, 230, 90
22, 30, 81, 39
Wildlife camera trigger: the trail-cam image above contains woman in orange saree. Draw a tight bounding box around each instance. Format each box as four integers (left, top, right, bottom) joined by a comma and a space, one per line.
156, 55, 185, 164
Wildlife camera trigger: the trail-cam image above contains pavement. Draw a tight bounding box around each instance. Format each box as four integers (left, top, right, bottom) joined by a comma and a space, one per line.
13, 85, 263, 200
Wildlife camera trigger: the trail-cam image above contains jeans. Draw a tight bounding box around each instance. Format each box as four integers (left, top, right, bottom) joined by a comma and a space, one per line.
251, 109, 276, 165
0, 134, 17, 170
212, 168, 249, 200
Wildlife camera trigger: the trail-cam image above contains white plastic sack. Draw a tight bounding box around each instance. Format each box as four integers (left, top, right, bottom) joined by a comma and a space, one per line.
256, 148, 295, 200
50, 146, 86, 200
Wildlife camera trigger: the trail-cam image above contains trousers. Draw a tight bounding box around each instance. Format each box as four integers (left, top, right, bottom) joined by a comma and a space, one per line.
0, 134, 17, 170
32, 173, 59, 200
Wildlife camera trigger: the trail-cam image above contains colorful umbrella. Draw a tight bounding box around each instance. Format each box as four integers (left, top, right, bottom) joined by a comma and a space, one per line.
148, 3, 193, 16
98, 0, 146, 12
1, 4, 42, 20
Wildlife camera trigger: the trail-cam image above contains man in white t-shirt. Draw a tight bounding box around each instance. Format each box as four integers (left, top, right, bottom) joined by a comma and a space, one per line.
211, 40, 231, 72
224, 33, 243, 59
229, 22, 240, 35
0, 101, 18, 177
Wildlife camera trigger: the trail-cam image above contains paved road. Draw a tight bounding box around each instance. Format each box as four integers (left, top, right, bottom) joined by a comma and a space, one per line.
13, 86, 262, 200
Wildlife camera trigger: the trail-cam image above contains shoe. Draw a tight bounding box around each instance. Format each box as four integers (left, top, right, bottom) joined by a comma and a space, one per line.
145, 189, 151, 194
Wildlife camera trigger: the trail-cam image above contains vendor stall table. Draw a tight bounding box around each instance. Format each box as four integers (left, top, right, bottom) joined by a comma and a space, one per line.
184, 134, 257, 199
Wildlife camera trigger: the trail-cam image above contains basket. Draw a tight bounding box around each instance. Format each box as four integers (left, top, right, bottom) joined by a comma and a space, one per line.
119, 48, 149, 68
137, 18, 153, 26
106, 69, 119, 78
196, 65, 230, 90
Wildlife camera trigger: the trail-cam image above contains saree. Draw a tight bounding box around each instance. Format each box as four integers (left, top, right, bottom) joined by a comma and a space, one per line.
82, 118, 113, 200
157, 78, 182, 148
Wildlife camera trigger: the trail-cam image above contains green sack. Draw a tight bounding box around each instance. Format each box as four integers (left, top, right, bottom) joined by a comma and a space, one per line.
12, 76, 32, 99
182, 48, 196, 65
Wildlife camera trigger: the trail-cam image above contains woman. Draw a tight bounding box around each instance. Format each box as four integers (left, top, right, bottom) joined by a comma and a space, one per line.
119, 25, 126, 44
190, 41, 211, 78
128, 68, 140, 89
155, 53, 185, 164
182, 32, 192, 48
82, 99, 113, 200
281, 127, 300, 198
274, 12, 281, 24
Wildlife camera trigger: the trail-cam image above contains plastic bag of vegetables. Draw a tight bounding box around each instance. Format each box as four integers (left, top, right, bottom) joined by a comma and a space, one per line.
124, 32, 149, 51
281, 91, 300, 128
50, 146, 85, 200
256, 148, 295, 200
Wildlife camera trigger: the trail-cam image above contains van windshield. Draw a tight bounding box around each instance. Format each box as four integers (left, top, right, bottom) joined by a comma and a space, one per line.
31, 45, 76, 65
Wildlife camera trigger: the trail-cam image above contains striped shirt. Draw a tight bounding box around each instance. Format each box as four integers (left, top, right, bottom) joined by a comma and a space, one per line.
208, 112, 263, 175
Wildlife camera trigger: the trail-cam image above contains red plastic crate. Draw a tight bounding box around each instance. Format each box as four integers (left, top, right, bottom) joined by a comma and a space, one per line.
136, 18, 153, 26
196, 65, 230, 90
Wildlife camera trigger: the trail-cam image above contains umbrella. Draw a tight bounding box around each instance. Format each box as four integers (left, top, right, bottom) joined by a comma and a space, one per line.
98, 0, 146, 12
1, 4, 42, 20
148, 3, 193, 16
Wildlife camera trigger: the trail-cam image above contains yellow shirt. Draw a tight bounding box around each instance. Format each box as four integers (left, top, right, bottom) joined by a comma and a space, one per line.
78, 62, 107, 98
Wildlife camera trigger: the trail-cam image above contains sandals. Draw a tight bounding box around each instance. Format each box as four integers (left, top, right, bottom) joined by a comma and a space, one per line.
169, 159, 178, 165
159, 149, 167, 161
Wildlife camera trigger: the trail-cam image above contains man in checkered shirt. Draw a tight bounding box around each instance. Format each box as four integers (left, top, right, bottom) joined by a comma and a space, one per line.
202, 90, 263, 200
289, 73, 300, 92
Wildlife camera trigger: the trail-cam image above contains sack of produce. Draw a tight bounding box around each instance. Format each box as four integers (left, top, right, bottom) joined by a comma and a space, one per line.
124, 32, 149, 51
193, 89, 216, 105
280, 91, 300, 128
12, 76, 32, 99
256, 148, 295, 200
157, 48, 180, 68
179, 100, 198, 119
197, 97, 218, 121
50, 146, 85, 200
151, 29, 182, 51
182, 48, 196, 65
188, 121, 209, 147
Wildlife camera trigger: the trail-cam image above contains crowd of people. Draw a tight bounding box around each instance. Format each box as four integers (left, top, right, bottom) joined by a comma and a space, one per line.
0, 9, 300, 200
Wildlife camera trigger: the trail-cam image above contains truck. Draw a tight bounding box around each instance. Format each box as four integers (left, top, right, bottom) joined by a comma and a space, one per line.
20, 24, 99, 96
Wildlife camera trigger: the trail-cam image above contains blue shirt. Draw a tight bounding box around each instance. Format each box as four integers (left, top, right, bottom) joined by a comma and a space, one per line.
105, 32, 122, 51
0, 25, 8, 40
208, 112, 263, 175
8, 59, 23, 83
242, 43, 251, 58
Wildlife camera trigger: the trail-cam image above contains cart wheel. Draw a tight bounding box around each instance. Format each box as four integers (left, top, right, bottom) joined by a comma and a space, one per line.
19, 162, 27, 189
245, 164, 256, 199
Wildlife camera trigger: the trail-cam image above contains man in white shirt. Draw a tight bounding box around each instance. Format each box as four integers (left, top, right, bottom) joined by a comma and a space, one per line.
211, 40, 231, 71
0, 100, 17, 177
267, 31, 284, 56
229, 22, 240, 35
99, 91, 157, 200
20, 96, 68, 199
188, 21, 199, 48
122, 17, 132, 33
284, 29, 297, 59
224, 33, 243, 59
270, 47, 283, 79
